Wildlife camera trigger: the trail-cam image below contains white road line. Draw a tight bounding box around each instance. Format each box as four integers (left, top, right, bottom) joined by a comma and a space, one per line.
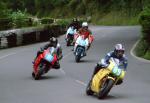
0, 52, 17, 60
60, 51, 88, 87
0, 48, 30, 60
63, 51, 72, 59
59, 68, 66, 75
130, 40, 150, 63
0, 43, 88, 87
59, 51, 72, 75
75, 80, 87, 86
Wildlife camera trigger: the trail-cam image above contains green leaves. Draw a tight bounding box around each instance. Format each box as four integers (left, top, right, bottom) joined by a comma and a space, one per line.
136, 5, 150, 59
8, 10, 31, 28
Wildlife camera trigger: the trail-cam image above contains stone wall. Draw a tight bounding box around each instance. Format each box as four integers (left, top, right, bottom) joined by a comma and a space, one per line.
0, 24, 66, 49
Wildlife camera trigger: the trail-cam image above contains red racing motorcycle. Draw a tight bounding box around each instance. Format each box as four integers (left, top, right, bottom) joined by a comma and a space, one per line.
32, 47, 60, 80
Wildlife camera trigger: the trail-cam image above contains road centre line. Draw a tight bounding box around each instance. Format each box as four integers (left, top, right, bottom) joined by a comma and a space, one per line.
75, 80, 87, 86
59, 68, 66, 75
0, 52, 17, 60
59, 51, 87, 86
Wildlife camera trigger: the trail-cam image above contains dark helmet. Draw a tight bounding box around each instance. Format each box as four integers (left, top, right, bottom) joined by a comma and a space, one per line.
49, 37, 58, 47
114, 44, 125, 58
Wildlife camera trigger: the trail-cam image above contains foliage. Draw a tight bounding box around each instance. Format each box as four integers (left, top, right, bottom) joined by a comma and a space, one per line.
54, 19, 72, 28
0, 0, 146, 23
92, 11, 139, 25
135, 39, 149, 57
40, 18, 54, 24
8, 10, 31, 28
137, 5, 150, 59
139, 6, 150, 37
143, 49, 150, 59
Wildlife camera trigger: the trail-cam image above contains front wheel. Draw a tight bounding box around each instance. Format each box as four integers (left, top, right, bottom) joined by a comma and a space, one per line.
75, 55, 80, 62
86, 80, 94, 95
34, 63, 44, 80
34, 73, 41, 80
52, 61, 60, 69
98, 79, 114, 99
32, 72, 40, 80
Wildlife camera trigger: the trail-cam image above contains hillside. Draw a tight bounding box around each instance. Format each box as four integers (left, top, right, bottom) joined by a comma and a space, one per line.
0, 0, 150, 25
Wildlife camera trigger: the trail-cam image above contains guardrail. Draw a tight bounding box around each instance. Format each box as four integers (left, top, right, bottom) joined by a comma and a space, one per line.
0, 24, 66, 49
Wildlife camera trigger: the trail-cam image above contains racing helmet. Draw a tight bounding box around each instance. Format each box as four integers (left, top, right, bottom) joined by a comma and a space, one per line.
82, 22, 88, 27
114, 44, 125, 58
49, 37, 58, 48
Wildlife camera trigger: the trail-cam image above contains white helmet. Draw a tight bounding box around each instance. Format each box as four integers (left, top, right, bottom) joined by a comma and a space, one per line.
114, 44, 125, 58
115, 44, 125, 51
82, 22, 88, 27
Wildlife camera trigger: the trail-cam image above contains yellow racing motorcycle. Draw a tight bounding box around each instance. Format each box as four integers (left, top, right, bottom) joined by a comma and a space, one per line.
86, 57, 126, 99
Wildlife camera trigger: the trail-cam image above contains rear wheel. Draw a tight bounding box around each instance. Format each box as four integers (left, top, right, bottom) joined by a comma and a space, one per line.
66, 41, 70, 46
32, 72, 35, 78
98, 79, 114, 99
66, 38, 71, 46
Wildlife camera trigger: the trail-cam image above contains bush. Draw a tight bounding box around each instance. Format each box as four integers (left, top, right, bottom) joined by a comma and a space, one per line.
40, 18, 54, 24
0, 18, 12, 30
137, 6, 150, 59
135, 39, 149, 57
143, 48, 150, 60
55, 19, 72, 28
139, 6, 150, 43
8, 10, 31, 28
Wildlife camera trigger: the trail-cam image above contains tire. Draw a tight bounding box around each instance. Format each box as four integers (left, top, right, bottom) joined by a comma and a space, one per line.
98, 79, 114, 99
32, 72, 35, 78
66, 41, 70, 46
75, 55, 80, 62
34, 63, 44, 80
66, 39, 71, 46
34, 73, 40, 80
86, 80, 94, 95
52, 61, 60, 69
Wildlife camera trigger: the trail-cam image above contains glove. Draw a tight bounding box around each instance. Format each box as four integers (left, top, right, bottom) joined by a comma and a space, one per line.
40, 47, 44, 52
103, 63, 109, 67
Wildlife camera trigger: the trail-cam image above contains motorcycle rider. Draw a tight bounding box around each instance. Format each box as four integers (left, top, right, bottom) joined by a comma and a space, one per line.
74, 22, 94, 50
33, 37, 62, 69
91, 44, 128, 85
68, 18, 81, 30
65, 26, 77, 44
73, 34, 89, 56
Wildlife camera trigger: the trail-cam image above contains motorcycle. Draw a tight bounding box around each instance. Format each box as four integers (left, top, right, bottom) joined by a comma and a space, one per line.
86, 57, 126, 99
74, 36, 88, 62
66, 34, 74, 46
32, 47, 60, 80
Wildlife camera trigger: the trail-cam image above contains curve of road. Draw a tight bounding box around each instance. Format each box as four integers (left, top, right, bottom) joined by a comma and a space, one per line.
0, 26, 150, 103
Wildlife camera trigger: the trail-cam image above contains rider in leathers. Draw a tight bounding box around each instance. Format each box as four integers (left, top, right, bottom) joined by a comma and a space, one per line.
91, 44, 128, 85
34, 37, 62, 69
74, 22, 94, 50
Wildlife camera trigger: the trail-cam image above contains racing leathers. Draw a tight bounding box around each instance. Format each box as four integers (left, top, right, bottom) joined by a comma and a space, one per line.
92, 51, 128, 85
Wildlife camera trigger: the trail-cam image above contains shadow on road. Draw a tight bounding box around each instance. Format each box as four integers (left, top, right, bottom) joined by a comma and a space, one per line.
69, 59, 97, 63
29, 75, 61, 80
84, 93, 129, 100
79, 59, 97, 63
105, 94, 129, 100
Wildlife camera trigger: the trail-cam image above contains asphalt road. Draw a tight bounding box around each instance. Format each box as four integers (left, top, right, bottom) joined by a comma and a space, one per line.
0, 26, 150, 103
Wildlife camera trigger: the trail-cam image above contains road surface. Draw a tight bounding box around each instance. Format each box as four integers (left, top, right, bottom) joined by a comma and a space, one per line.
0, 26, 150, 103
